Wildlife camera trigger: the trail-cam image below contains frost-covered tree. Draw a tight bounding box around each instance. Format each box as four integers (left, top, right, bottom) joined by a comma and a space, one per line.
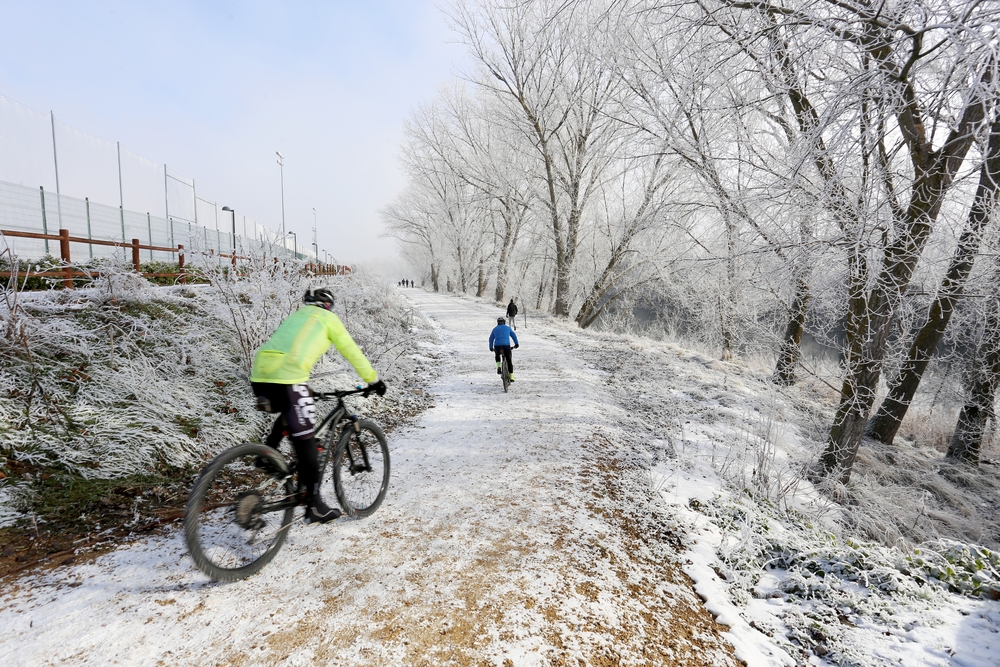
449, 0, 629, 316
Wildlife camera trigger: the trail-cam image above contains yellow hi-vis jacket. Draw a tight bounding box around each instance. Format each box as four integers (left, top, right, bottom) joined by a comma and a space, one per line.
250, 305, 378, 385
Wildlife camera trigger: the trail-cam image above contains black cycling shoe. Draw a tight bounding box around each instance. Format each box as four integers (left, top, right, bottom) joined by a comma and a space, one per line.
254, 456, 282, 475
496, 367, 502, 375
304, 498, 342, 524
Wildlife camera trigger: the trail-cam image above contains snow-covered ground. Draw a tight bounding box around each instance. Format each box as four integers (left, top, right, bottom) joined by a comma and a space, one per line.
2, 289, 998, 666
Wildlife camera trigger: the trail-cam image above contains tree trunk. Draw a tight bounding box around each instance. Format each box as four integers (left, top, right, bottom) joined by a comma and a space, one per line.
548, 268, 557, 312
948, 295, 1000, 464
431, 263, 440, 292
575, 248, 626, 328
494, 257, 508, 302
819, 88, 989, 482
720, 300, 734, 361
535, 277, 546, 311
772, 275, 811, 385
867, 115, 1000, 444
553, 242, 572, 317
721, 210, 739, 361
456, 243, 468, 293
476, 258, 486, 297
494, 202, 526, 302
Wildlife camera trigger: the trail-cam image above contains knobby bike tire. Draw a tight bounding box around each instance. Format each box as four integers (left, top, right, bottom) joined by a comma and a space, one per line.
184, 442, 296, 581
332, 420, 390, 518
501, 357, 510, 393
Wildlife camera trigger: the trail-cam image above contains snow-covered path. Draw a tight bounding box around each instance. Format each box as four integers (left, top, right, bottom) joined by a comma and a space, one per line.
1, 290, 738, 666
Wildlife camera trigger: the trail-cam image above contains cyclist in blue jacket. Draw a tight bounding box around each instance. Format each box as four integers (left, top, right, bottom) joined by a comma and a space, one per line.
489, 317, 519, 381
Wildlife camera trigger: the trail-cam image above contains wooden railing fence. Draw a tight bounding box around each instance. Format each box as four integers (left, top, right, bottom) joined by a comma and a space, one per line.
0, 228, 350, 289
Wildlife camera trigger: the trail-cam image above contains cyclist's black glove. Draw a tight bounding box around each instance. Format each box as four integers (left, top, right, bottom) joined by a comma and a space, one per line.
514, 344, 519, 349
366, 380, 387, 397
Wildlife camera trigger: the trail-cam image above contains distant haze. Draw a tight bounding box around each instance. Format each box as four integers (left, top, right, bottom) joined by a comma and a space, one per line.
0, 1, 464, 266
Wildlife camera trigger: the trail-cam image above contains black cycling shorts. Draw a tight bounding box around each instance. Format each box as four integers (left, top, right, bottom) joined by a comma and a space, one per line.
251, 382, 316, 440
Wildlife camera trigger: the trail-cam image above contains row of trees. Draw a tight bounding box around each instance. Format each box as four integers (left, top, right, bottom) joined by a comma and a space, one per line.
384, 0, 1000, 480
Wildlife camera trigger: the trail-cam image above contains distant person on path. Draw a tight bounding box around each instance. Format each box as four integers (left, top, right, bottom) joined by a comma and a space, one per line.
489, 316, 519, 382
506, 298, 518, 330
250, 287, 386, 524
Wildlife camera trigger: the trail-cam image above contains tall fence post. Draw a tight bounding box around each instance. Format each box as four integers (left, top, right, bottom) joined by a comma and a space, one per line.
39, 186, 50, 255
51, 111, 63, 229
59, 229, 72, 289
147, 212, 154, 262
85, 197, 93, 259
178, 244, 186, 284
132, 239, 141, 273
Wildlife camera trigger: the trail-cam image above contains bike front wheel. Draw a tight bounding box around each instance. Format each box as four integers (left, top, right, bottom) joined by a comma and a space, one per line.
184, 442, 296, 581
332, 420, 390, 518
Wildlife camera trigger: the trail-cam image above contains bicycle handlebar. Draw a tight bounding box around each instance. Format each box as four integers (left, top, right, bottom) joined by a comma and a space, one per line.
314, 386, 376, 401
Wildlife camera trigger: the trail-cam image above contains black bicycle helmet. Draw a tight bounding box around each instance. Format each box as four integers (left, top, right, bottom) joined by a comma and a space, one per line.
497, 317, 506, 325
304, 287, 335, 308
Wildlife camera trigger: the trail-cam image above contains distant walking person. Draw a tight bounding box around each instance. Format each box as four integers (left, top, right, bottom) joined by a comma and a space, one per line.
506, 298, 518, 330
489, 317, 519, 382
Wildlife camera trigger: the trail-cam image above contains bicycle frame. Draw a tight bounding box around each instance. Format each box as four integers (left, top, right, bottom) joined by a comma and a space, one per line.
257, 387, 371, 514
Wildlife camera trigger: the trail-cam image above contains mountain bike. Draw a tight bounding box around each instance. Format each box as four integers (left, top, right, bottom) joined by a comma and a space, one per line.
183, 387, 389, 582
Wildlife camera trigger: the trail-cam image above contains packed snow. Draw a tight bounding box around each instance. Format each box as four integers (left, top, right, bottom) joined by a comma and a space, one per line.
1, 288, 998, 666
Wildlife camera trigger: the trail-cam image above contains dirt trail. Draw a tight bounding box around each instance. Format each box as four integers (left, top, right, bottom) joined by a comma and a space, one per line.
0, 290, 739, 666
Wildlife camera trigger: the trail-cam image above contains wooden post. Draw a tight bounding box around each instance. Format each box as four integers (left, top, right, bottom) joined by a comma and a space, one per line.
132, 239, 141, 272
59, 229, 72, 289
178, 244, 186, 284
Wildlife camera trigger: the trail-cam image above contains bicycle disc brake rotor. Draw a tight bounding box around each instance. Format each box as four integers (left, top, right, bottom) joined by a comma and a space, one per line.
233, 491, 265, 530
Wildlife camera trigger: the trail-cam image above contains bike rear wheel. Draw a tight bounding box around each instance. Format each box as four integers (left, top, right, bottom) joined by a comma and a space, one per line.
332, 420, 390, 518
184, 442, 296, 581
501, 356, 510, 392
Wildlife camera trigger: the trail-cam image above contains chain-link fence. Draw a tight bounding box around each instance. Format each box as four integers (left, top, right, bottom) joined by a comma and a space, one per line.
0, 95, 305, 263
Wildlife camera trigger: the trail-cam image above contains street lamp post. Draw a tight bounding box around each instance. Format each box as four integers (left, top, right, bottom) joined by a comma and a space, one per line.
312, 207, 318, 260
276, 151, 286, 253
286, 231, 297, 260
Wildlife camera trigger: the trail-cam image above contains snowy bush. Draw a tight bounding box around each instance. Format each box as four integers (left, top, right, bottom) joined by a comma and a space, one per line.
0, 267, 252, 480
907, 541, 1000, 599
694, 494, 999, 664
0, 255, 436, 525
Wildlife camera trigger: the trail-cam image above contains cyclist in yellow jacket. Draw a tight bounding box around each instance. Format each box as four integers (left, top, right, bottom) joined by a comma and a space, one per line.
250, 287, 386, 524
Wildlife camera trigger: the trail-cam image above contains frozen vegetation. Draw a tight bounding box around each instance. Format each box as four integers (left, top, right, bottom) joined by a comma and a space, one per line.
6, 0, 1000, 661
0, 258, 434, 529
1, 284, 997, 665
563, 318, 1000, 665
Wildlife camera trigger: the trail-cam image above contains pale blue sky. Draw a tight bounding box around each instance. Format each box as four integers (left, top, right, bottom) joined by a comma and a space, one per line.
0, 1, 464, 263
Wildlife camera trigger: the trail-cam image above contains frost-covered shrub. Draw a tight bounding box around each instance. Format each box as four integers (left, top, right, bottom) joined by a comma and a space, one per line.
906, 540, 1000, 599
707, 496, 1000, 602
707, 499, 920, 602
0, 271, 262, 479
693, 495, 1000, 665
0, 257, 436, 524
